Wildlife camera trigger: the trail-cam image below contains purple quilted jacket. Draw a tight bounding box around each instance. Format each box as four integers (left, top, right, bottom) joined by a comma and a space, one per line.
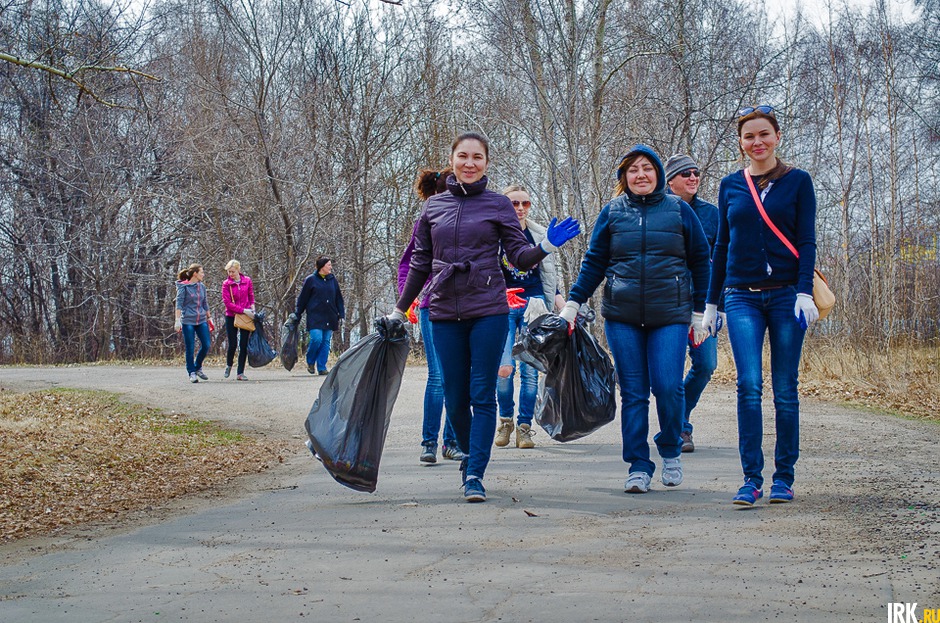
397, 175, 548, 321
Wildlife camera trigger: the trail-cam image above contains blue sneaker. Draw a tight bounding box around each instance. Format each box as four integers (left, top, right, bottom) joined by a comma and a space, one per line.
464, 477, 486, 502
769, 480, 794, 503
732, 481, 763, 506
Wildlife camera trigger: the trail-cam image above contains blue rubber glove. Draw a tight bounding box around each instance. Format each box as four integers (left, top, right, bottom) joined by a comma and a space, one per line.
541, 216, 581, 252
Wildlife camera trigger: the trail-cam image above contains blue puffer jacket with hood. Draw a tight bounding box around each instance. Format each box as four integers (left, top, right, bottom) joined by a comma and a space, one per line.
568, 145, 711, 327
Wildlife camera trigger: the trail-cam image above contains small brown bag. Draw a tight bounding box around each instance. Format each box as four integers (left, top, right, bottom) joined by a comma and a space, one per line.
234, 313, 255, 332
229, 283, 256, 332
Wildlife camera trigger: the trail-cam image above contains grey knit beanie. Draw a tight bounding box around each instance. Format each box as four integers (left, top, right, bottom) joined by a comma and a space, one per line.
664, 154, 698, 181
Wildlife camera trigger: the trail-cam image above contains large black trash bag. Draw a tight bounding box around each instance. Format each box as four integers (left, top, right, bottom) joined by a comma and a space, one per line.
280, 318, 299, 371
247, 311, 278, 368
513, 314, 616, 442
304, 317, 409, 492
511, 313, 570, 373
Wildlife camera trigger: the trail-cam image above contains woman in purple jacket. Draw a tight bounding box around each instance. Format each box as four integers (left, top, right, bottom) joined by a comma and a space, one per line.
398, 168, 463, 465
222, 259, 255, 381
390, 132, 581, 502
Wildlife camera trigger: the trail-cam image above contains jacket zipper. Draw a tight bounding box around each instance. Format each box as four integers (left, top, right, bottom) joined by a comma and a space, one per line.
454, 197, 464, 321
640, 210, 647, 327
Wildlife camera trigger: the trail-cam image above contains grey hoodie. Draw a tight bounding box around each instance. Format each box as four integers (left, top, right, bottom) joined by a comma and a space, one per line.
176, 280, 210, 325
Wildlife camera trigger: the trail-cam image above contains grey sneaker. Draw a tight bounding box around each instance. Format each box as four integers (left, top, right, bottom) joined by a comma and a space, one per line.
224, 365, 232, 379
624, 471, 651, 493
420, 444, 437, 464
195, 369, 208, 380
680, 431, 695, 453
307, 364, 317, 375
236, 373, 248, 381
661, 457, 683, 487
189, 372, 199, 383
441, 445, 465, 461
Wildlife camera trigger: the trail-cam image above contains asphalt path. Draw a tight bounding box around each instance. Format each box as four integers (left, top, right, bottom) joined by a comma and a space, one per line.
0, 363, 937, 622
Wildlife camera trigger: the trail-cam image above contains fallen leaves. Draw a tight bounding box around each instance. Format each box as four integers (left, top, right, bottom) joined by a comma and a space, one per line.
0, 389, 288, 542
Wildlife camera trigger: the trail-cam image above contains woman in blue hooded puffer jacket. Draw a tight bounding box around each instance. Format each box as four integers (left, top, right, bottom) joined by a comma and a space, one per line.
559, 145, 711, 494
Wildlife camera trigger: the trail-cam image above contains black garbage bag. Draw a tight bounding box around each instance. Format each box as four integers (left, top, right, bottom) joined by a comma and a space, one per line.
513, 314, 617, 442
304, 317, 409, 492
247, 311, 278, 368
511, 313, 570, 373
280, 319, 299, 371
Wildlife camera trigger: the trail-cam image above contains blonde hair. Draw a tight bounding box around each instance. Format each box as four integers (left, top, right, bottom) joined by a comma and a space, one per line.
225, 259, 241, 272
502, 184, 528, 195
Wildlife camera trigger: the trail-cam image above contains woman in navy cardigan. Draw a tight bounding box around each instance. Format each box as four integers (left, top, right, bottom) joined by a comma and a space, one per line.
703, 106, 819, 506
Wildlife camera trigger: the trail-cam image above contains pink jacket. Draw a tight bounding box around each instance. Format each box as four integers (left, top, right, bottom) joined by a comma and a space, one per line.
222, 274, 255, 316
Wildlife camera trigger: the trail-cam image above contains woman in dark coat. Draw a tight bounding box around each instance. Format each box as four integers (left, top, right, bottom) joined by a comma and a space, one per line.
391, 132, 580, 502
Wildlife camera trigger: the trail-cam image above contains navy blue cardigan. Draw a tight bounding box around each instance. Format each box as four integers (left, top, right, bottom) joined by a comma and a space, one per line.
707, 168, 816, 303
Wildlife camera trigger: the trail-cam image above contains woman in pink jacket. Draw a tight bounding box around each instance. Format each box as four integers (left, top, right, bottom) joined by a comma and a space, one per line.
222, 259, 255, 381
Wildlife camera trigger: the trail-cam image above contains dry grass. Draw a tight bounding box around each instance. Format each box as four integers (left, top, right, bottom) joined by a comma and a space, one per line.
0, 388, 289, 542
712, 336, 940, 421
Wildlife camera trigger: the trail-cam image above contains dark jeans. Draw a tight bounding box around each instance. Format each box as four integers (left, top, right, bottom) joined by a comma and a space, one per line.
605, 320, 688, 477
724, 286, 805, 489
419, 307, 457, 448
682, 333, 718, 434
181, 322, 211, 374
432, 314, 509, 480
225, 315, 251, 375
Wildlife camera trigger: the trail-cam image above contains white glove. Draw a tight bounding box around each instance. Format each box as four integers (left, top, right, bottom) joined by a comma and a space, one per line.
558, 301, 580, 327
244, 308, 256, 319
718, 312, 727, 334
702, 304, 718, 337
691, 312, 708, 346
523, 297, 550, 324
386, 309, 407, 323
794, 293, 818, 327
174, 319, 182, 332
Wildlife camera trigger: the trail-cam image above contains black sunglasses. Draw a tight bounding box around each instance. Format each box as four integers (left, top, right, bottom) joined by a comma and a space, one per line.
679, 169, 700, 178
511, 200, 531, 208
738, 105, 775, 117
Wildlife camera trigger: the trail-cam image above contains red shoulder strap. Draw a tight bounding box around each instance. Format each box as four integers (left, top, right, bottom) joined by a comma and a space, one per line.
743, 169, 799, 259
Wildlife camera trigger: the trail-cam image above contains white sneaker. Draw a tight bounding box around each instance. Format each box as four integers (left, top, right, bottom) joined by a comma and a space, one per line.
624, 471, 651, 493
661, 457, 683, 487
189, 372, 199, 383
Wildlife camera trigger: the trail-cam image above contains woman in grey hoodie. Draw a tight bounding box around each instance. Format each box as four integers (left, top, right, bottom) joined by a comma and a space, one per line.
175, 264, 214, 383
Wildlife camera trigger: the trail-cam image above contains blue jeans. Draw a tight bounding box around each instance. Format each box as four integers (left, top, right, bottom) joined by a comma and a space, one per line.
682, 334, 717, 434
419, 307, 457, 448
496, 297, 543, 426
724, 286, 805, 489
605, 320, 688, 477
182, 322, 211, 374
306, 329, 333, 372
433, 314, 509, 480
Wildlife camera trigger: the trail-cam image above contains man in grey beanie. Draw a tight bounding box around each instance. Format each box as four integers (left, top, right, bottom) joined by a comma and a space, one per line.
665, 154, 721, 453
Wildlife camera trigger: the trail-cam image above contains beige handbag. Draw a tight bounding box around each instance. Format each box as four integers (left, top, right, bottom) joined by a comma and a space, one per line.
744, 170, 835, 320
230, 285, 256, 332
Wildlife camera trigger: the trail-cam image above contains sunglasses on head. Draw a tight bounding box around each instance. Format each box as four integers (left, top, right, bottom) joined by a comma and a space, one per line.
511, 200, 531, 208
679, 169, 700, 178
738, 105, 775, 118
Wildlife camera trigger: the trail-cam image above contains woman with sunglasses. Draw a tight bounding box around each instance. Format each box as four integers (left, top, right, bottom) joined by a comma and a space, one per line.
702, 105, 819, 506
558, 145, 711, 494
493, 184, 564, 450
389, 132, 581, 502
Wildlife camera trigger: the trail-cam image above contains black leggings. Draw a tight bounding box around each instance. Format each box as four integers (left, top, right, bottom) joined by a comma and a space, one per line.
225, 315, 251, 374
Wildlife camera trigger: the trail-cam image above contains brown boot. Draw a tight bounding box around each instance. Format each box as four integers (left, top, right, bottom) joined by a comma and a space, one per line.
494, 418, 514, 447
515, 423, 536, 449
